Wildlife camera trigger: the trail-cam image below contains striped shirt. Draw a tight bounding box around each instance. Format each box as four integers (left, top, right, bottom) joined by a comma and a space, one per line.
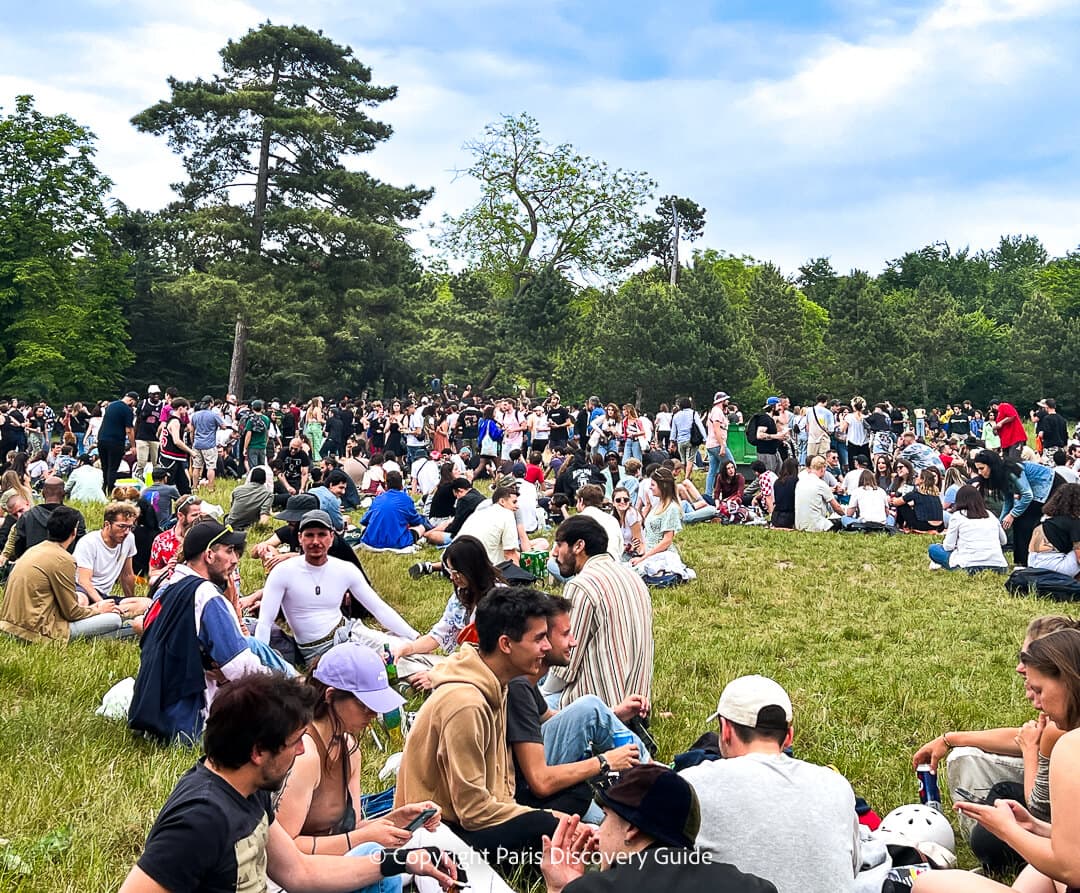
550, 554, 653, 707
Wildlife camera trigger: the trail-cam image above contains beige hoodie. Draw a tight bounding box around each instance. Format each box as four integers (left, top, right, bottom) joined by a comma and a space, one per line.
394, 644, 531, 830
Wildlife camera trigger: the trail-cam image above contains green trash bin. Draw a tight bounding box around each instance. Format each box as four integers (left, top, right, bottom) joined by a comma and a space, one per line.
728, 424, 756, 465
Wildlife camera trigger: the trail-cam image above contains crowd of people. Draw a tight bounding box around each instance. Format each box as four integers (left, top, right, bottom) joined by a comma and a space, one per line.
2, 380, 1080, 893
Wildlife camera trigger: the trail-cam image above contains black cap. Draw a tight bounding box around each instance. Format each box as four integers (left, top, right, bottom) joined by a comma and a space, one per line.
595, 764, 700, 849
182, 520, 246, 560
124, 391, 140, 400
274, 493, 319, 522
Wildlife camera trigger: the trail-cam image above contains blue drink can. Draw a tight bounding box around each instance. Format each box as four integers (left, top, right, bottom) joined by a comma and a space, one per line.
612, 730, 635, 749
916, 764, 942, 812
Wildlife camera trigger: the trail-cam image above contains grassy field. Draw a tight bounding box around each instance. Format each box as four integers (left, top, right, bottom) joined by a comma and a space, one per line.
0, 478, 1057, 890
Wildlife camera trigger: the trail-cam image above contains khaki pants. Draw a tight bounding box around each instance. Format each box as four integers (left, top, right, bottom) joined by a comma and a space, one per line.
136, 440, 159, 474
806, 438, 830, 459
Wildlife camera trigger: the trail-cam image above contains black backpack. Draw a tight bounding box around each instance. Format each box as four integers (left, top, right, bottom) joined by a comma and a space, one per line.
744, 413, 764, 446
689, 412, 706, 447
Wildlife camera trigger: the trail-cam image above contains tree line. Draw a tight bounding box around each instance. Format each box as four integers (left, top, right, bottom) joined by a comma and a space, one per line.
2, 23, 1078, 414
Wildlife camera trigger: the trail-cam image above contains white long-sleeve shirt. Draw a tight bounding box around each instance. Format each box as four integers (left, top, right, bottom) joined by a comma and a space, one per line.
255, 556, 419, 647
942, 511, 1008, 568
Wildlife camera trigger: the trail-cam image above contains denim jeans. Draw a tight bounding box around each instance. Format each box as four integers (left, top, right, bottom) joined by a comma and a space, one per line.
928, 543, 1005, 574
68, 612, 124, 640
622, 439, 643, 464
704, 445, 735, 502
542, 695, 649, 822
406, 445, 426, 467
345, 842, 402, 893
247, 448, 266, 469
681, 500, 718, 524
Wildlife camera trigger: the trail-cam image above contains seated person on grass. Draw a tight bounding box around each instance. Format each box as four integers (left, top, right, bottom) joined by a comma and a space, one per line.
794, 456, 843, 532
358, 471, 426, 551
74, 501, 151, 621
225, 466, 275, 530
394, 587, 560, 867
0, 506, 124, 643
507, 593, 647, 823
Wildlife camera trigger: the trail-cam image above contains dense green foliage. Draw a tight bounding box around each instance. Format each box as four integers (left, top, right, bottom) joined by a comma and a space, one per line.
2, 22, 1079, 409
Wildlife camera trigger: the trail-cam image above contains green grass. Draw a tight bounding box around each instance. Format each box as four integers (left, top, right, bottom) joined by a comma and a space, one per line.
0, 479, 1055, 890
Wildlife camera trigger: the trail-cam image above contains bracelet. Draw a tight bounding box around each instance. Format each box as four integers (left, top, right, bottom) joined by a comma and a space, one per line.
942, 732, 954, 748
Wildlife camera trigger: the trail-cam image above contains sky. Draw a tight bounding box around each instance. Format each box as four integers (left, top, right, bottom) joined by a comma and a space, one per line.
3, 0, 1080, 274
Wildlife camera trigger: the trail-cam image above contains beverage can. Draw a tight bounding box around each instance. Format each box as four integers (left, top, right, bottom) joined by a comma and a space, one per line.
612, 730, 635, 749
916, 764, 942, 811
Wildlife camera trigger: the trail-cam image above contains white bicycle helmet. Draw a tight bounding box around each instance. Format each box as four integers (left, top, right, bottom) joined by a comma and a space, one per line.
876, 803, 956, 853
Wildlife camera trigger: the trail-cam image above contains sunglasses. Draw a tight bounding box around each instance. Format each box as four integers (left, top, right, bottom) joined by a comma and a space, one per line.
205, 523, 236, 550
613, 497, 630, 504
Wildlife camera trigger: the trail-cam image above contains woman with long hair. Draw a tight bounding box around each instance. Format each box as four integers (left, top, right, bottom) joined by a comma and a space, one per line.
431, 407, 450, 455
68, 401, 91, 456
769, 457, 800, 529
621, 404, 645, 464
913, 628, 1080, 893
304, 396, 326, 460
393, 535, 506, 689
942, 464, 971, 513
844, 469, 890, 526
274, 642, 441, 871
897, 466, 945, 533
0, 468, 33, 507
912, 615, 1079, 874
1027, 483, 1080, 578
631, 466, 695, 580
714, 459, 746, 505
383, 400, 404, 458
875, 454, 895, 490
973, 449, 1057, 567
611, 485, 644, 559
477, 404, 503, 460
928, 485, 1007, 573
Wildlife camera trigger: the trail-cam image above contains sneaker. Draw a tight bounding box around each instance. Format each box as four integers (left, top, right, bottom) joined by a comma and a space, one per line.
408, 561, 433, 579
928, 560, 943, 571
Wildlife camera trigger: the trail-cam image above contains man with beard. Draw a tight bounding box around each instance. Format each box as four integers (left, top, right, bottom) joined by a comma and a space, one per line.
128, 520, 262, 744
542, 515, 653, 710
507, 593, 648, 822
121, 674, 458, 893
275, 437, 311, 495
134, 385, 165, 479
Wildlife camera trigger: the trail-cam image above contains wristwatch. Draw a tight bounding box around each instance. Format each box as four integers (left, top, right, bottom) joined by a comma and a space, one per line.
596, 753, 610, 774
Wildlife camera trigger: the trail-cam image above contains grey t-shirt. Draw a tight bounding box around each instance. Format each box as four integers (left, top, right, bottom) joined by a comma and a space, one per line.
225, 482, 274, 530
680, 751, 859, 893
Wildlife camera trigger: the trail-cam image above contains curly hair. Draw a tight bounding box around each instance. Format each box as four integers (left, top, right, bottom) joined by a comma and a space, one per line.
1042, 482, 1080, 520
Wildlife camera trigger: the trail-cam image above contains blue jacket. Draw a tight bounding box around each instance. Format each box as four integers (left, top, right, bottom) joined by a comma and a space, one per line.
1001, 461, 1056, 520
360, 489, 425, 550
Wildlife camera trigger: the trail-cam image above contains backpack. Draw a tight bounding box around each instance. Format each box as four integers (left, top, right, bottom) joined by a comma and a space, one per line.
248, 414, 268, 435
689, 412, 706, 447
1005, 567, 1080, 602
744, 413, 765, 446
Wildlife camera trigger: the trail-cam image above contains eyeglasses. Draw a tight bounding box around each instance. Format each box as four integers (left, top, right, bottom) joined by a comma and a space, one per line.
613, 497, 630, 504
110, 521, 135, 531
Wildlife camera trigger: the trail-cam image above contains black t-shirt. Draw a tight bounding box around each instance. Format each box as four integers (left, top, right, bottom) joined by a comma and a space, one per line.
458, 407, 480, 438
325, 414, 345, 443
1043, 516, 1080, 555
430, 482, 456, 518
547, 407, 571, 442
279, 410, 297, 439
948, 411, 970, 437
772, 477, 796, 513
338, 408, 354, 437
1037, 413, 1069, 449
506, 676, 548, 797
99, 400, 134, 443
276, 448, 311, 485
136, 399, 164, 441
1, 408, 25, 439
753, 414, 779, 455
137, 761, 274, 893
889, 408, 904, 435
69, 410, 90, 434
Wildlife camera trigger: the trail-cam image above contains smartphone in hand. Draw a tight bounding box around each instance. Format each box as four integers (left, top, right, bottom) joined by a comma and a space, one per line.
954, 787, 989, 805
405, 807, 438, 832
